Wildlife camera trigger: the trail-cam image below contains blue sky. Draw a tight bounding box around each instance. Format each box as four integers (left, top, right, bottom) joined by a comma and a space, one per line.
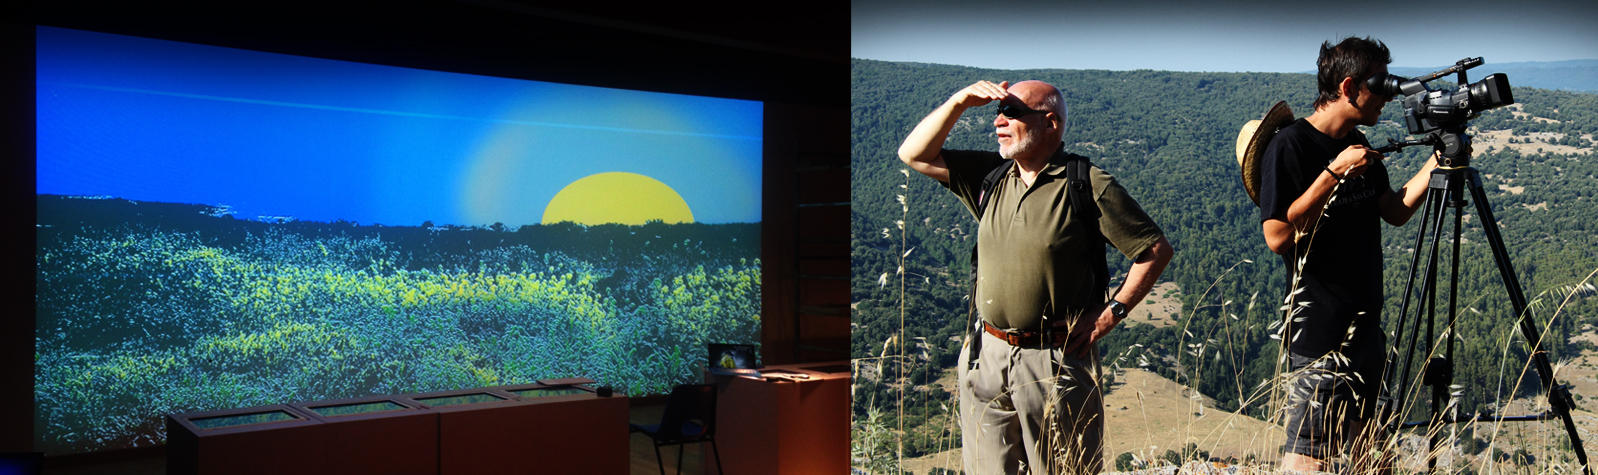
853, 0, 1598, 72
36, 26, 763, 227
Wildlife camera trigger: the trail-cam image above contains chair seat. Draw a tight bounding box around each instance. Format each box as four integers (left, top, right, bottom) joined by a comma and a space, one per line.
632, 421, 708, 443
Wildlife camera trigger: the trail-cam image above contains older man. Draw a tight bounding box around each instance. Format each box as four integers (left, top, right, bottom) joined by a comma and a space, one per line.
898, 79, 1174, 474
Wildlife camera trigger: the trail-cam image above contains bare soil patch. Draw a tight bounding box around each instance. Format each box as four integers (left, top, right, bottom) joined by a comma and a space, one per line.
1474, 129, 1591, 156
1125, 282, 1183, 329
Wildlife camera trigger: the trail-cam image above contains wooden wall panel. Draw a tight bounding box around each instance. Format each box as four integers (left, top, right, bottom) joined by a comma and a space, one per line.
763, 101, 849, 366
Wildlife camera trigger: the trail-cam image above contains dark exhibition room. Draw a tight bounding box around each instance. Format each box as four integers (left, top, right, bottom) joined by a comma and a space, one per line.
5, 2, 850, 473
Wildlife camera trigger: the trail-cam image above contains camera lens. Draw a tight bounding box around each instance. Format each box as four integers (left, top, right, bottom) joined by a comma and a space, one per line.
1466, 73, 1513, 112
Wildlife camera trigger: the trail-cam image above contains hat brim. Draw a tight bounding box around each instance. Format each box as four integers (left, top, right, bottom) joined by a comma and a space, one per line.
1236, 101, 1294, 205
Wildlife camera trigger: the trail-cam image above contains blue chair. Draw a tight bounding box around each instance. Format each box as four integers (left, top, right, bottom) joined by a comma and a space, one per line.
630, 384, 722, 475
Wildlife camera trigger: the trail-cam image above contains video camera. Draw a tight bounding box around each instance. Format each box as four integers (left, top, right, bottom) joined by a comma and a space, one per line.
1365, 57, 1512, 164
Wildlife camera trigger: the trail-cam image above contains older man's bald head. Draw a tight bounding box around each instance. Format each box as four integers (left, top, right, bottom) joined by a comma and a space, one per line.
1006, 80, 1069, 142
1010, 80, 1067, 118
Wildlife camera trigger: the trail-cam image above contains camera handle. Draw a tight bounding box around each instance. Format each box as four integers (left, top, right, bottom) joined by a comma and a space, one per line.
1376, 126, 1474, 167
1374, 137, 1434, 155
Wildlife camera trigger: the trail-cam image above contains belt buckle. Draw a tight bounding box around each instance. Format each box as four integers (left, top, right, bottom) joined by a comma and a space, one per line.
1004, 328, 1032, 346
984, 322, 1020, 346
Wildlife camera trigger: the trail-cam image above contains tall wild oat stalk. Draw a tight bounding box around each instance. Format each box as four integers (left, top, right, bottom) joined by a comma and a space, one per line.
897, 167, 909, 466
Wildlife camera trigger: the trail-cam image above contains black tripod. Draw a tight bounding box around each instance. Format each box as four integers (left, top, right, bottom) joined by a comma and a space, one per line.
1380, 127, 1590, 474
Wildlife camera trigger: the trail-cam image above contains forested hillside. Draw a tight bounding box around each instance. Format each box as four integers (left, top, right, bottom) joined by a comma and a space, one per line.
850, 58, 1598, 461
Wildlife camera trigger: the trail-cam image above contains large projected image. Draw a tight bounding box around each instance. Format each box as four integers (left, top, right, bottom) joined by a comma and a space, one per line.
34, 26, 762, 454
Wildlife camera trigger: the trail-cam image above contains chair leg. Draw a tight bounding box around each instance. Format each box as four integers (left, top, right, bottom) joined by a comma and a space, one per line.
709, 440, 723, 475
676, 444, 685, 475
653, 444, 666, 475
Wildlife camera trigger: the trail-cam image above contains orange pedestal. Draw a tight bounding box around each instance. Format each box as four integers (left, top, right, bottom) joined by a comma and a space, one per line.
166, 405, 322, 475
167, 381, 624, 474
294, 396, 437, 475
433, 392, 629, 474
709, 361, 850, 474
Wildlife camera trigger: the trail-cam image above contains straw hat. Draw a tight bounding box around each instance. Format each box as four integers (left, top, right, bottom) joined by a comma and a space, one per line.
1235, 101, 1294, 205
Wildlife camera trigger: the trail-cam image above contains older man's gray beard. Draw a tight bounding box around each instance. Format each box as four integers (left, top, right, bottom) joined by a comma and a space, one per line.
999, 130, 1042, 160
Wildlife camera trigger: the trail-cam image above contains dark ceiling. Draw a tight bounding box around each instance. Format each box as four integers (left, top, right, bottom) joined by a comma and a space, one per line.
22, 1, 848, 105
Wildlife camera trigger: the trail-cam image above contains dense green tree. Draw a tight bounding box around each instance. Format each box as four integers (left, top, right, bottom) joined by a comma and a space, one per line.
1115, 451, 1139, 471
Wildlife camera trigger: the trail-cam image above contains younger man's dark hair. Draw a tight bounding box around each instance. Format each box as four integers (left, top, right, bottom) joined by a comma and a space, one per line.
1315, 36, 1392, 109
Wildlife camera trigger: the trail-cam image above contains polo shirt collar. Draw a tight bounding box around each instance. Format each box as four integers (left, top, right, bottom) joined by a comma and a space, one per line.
1037, 145, 1073, 178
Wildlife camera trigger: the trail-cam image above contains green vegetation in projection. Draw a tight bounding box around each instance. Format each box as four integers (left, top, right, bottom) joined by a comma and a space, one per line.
35, 196, 761, 455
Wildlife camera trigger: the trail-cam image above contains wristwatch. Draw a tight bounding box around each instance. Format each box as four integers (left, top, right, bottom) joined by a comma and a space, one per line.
1107, 299, 1129, 321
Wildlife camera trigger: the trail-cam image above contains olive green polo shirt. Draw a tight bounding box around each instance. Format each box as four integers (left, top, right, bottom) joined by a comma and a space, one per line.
942, 148, 1165, 331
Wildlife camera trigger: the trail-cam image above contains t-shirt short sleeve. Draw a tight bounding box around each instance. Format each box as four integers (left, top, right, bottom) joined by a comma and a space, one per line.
1091, 167, 1164, 260
939, 149, 1007, 218
1258, 129, 1306, 223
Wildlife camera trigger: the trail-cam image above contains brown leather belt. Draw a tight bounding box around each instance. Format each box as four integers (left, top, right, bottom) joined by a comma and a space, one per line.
983, 321, 1071, 348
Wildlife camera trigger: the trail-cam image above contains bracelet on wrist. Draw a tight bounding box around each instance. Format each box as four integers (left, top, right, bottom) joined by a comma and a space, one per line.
1324, 165, 1344, 181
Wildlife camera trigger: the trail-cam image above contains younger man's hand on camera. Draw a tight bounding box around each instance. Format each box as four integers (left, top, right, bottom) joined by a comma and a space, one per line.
1331, 144, 1382, 179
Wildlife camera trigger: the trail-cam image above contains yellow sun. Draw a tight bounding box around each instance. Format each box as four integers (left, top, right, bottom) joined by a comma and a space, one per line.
541, 172, 694, 225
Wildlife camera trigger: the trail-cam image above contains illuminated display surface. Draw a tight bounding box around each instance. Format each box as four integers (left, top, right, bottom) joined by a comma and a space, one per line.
414, 394, 505, 408
305, 401, 408, 418
34, 26, 762, 455
510, 387, 589, 398
189, 410, 299, 430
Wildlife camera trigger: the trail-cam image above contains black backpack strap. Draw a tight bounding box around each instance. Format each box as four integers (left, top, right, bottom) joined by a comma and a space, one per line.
973, 160, 1014, 221
1042, 155, 1109, 365
1064, 154, 1109, 299
966, 160, 1012, 369
1064, 155, 1098, 224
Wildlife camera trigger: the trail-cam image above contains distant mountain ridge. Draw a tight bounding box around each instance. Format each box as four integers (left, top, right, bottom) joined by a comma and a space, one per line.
869, 58, 1598, 93
1387, 59, 1598, 93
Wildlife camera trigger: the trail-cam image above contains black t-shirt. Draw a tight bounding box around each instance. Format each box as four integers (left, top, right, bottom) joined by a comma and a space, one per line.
1258, 118, 1391, 358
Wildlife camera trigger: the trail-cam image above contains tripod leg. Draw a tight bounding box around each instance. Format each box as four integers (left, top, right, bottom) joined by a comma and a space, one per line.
1429, 194, 1466, 473
1397, 183, 1450, 429
1421, 198, 1448, 474
1466, 170, 1591, 474
1391, 177, 1441, 396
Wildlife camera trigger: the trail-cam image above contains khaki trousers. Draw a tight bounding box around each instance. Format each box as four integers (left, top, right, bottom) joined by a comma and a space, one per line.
960, 329, 1104, 475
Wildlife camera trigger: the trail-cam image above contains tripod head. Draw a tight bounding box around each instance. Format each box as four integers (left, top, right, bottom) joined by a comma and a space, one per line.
1374, 127, 1474, 168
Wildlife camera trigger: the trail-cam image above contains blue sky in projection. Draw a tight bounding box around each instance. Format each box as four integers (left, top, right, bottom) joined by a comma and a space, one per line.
36, 26, 762, 226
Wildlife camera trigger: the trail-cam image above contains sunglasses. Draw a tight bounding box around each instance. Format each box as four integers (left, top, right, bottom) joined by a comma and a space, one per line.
996, 102, 1048, 119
